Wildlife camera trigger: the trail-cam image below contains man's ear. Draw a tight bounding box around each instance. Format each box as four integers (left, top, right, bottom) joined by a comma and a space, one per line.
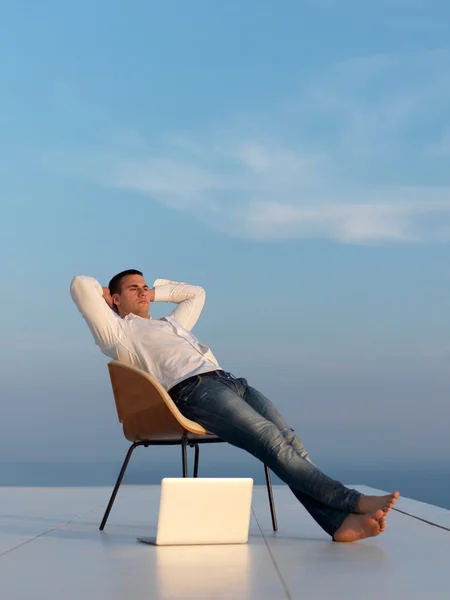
112, 294, 120, 314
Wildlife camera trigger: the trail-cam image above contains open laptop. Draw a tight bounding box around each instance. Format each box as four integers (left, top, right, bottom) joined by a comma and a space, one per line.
137, 477, 253, 546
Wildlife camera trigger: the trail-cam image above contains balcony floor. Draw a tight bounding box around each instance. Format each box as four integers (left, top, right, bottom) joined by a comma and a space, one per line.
1, 484, 449, 599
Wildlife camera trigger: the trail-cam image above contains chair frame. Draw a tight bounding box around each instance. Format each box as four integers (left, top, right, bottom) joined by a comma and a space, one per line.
99, 361, 278, 532
99, 435, 278, 531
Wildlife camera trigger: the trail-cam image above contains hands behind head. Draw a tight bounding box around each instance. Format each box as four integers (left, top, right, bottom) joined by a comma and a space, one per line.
102, 287, 114, 310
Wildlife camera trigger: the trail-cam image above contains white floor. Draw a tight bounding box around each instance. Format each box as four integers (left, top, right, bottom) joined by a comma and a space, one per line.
1, 484, 449, 600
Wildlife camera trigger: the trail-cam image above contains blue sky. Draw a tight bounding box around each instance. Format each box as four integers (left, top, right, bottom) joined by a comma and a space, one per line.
1, 0, 450, 471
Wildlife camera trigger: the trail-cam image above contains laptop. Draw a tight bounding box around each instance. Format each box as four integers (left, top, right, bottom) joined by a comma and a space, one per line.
137, 477, 254, 546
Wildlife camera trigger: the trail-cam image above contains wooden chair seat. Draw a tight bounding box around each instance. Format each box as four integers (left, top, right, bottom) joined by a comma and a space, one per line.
99, 360, 278, 532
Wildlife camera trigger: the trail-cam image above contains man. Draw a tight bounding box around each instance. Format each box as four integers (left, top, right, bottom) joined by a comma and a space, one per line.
71, 269, 399, 542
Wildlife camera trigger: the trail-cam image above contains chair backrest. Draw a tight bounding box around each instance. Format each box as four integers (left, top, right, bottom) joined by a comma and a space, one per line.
107, 361, 210, 442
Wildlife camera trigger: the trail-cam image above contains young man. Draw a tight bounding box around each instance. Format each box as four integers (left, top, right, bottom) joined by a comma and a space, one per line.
71, 269, 399, 542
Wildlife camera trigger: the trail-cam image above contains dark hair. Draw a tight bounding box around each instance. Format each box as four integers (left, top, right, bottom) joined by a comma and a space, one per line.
108, 269, 143, 295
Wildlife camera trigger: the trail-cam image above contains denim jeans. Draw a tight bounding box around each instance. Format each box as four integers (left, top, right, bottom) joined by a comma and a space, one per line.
170, 371, 361, 538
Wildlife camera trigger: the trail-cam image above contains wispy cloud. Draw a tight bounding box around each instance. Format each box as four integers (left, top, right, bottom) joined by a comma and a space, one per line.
58, 51, 450, 243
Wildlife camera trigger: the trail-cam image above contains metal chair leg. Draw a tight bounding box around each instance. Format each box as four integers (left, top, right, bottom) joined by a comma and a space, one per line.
99, 442, 140, 531
181, 436, 188, 477
264, 464, 278, 532
193, 444, 200, 478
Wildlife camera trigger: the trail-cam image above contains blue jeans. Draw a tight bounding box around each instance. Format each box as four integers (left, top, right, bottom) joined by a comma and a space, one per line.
170, 371, 361, 538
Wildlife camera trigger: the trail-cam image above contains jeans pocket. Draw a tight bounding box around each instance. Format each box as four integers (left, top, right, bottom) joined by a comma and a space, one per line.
174, 375, 202, 405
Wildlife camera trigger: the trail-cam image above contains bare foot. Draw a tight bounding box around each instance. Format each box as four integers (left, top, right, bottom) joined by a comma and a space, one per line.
333, 510, 385, 543
356, 491, 400, 515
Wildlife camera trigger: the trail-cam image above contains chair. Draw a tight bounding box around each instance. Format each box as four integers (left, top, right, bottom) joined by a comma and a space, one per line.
99, 360, 278, 531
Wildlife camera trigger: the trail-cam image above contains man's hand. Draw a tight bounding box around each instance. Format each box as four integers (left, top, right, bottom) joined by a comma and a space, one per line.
102, 287, 114, 310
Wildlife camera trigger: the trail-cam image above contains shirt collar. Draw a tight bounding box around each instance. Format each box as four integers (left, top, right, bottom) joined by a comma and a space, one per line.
124, 313, 152, 321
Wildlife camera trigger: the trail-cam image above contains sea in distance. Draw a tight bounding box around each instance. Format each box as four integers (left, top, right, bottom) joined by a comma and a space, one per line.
2, 454, 449, 511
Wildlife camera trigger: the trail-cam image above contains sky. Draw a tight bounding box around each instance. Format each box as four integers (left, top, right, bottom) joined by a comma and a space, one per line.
1, 0, 450, 472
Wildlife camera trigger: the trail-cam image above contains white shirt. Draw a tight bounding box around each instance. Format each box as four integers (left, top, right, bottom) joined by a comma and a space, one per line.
70, 276, 222, 390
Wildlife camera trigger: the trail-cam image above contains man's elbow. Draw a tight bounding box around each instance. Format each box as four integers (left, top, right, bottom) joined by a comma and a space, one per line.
194, 287, 206, 303
70, 275, 99, 302
70, 275, 88, 298
195, 287, 206, 311
183, 284, 206, 300
70, 275, 82, 287
70, 275, 82, 297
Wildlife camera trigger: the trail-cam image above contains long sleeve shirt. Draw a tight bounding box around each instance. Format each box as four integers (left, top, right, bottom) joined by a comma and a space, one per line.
70, 276, 222, 390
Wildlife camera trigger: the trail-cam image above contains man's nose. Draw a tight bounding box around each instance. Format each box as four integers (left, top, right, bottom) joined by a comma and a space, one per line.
138, 287, 147, 296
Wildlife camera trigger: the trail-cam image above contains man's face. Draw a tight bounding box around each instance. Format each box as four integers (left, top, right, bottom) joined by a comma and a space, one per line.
112, 274, 151, 318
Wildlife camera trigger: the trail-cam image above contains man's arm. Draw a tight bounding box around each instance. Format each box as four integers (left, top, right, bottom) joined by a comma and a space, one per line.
153, 278, 206, 331
70, 276, 122, 349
